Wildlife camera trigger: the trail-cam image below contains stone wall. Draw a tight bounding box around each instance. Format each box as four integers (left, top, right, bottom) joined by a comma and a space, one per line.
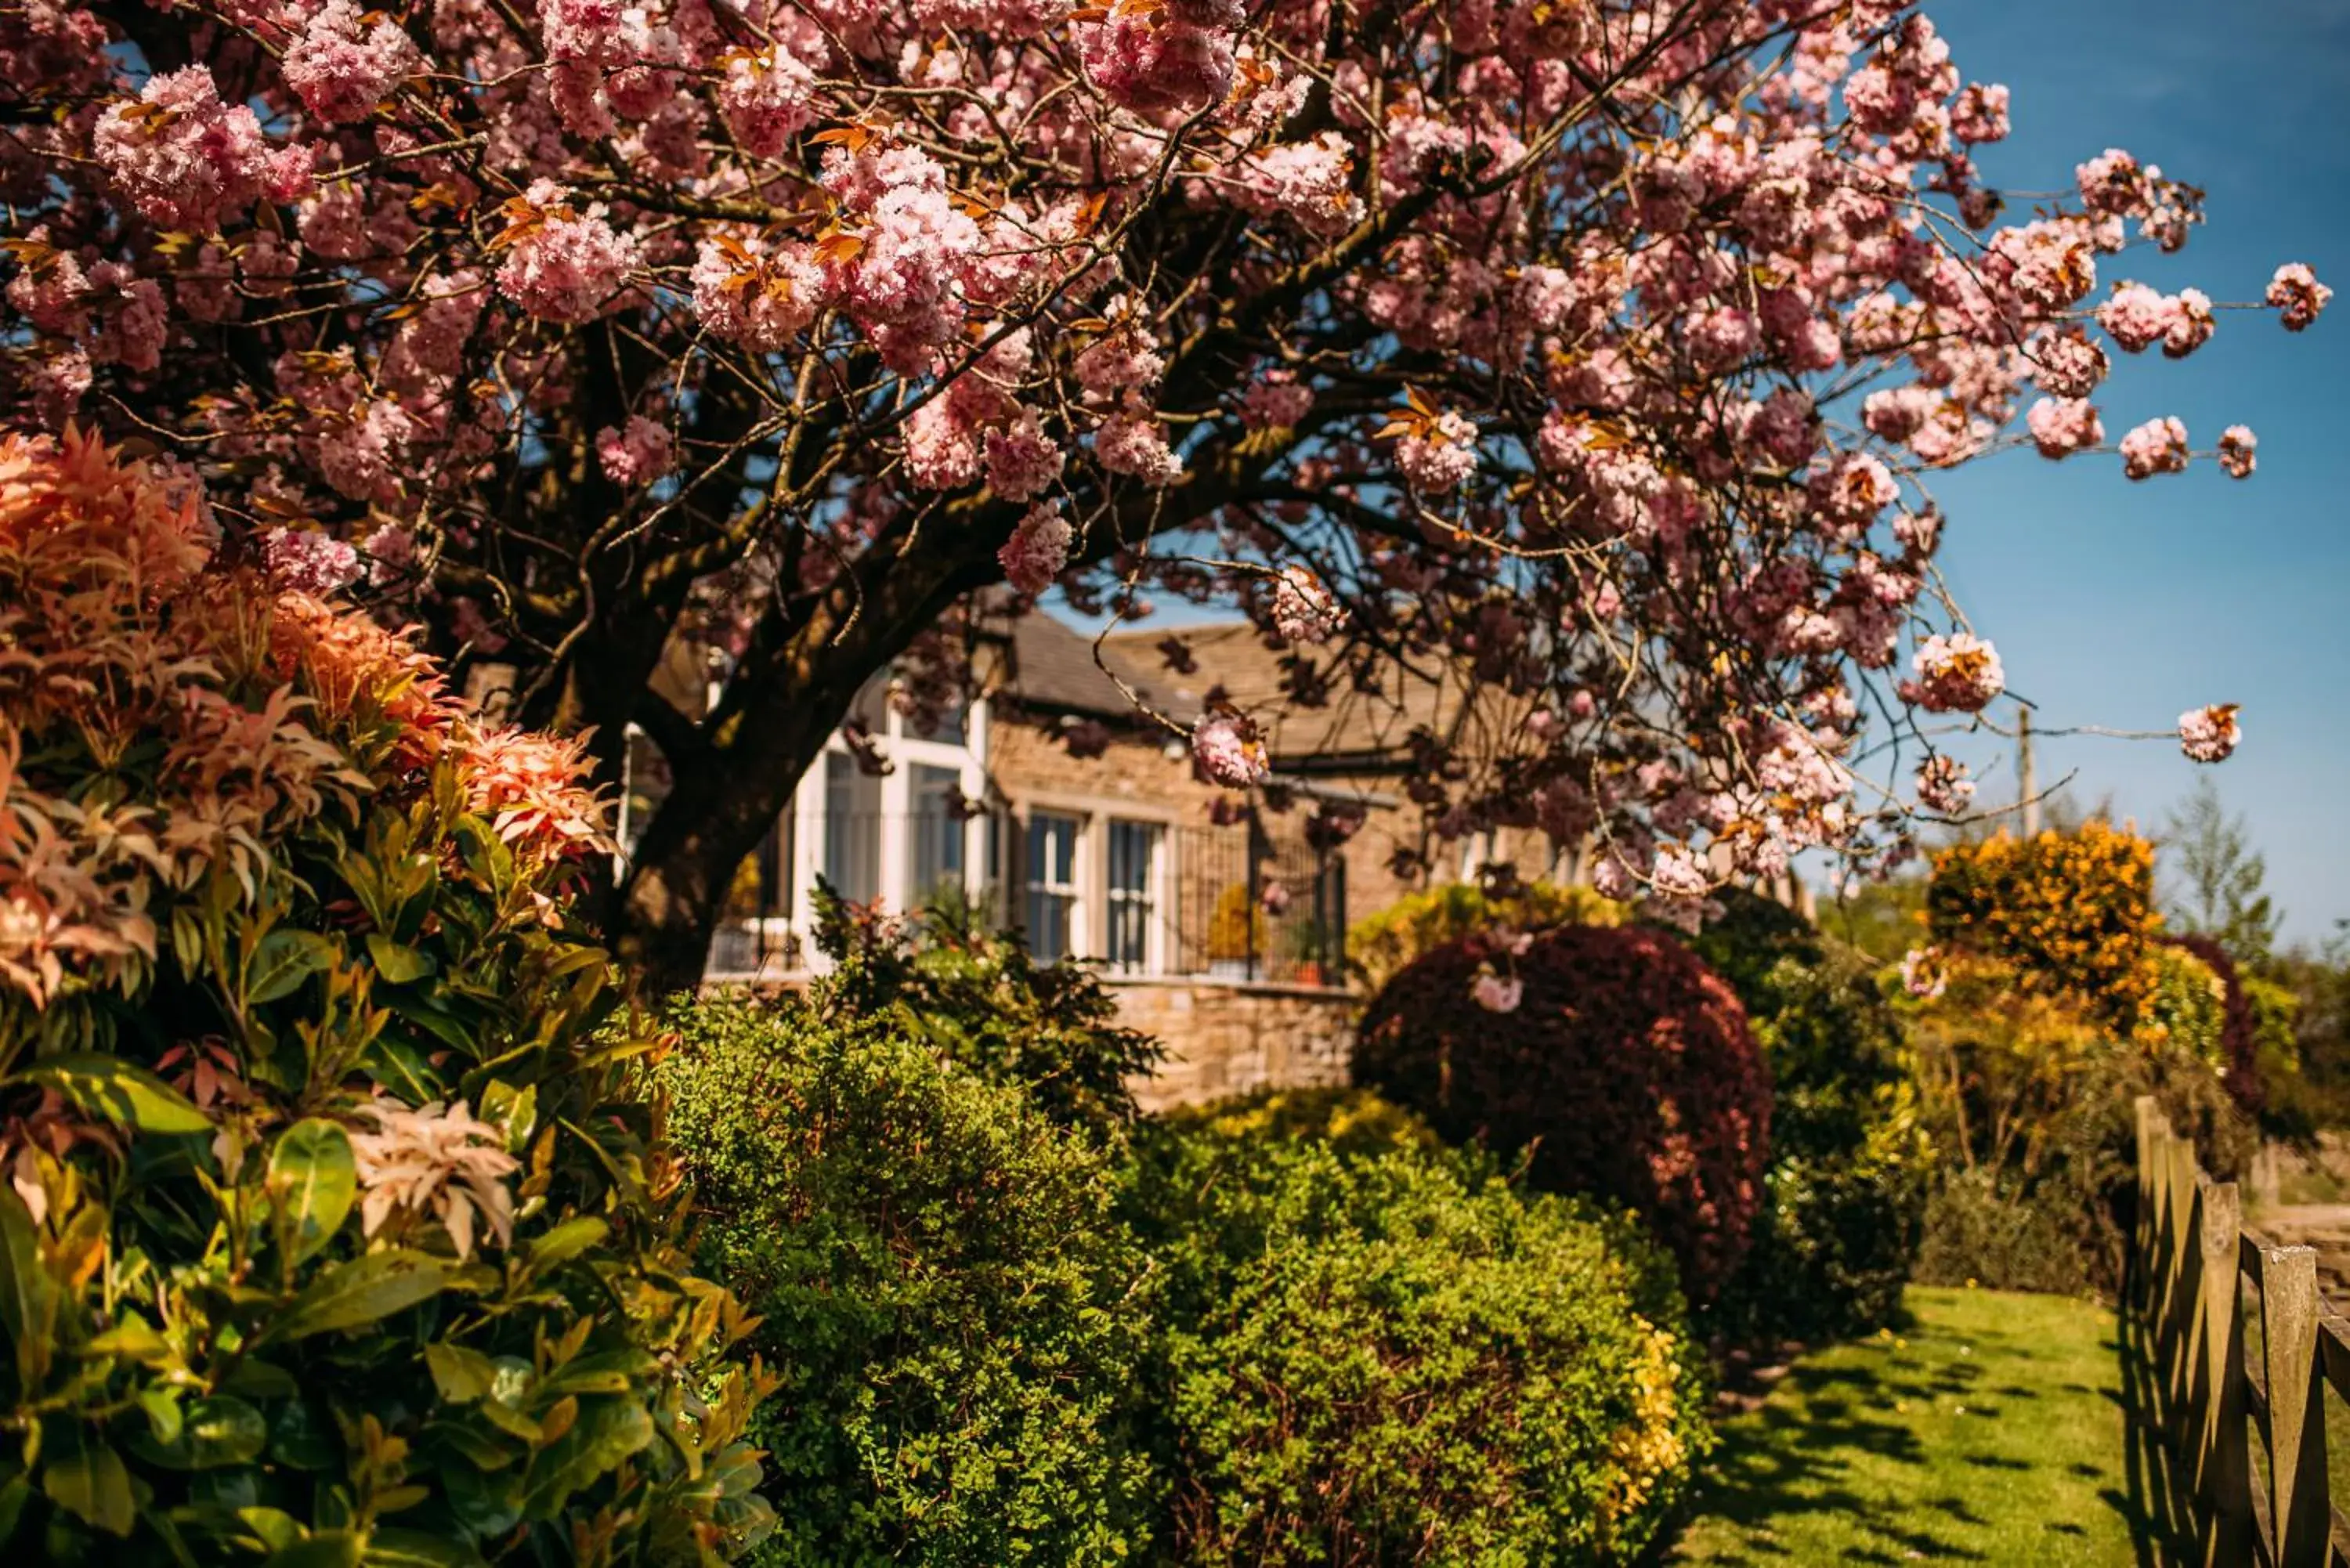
1109, 976, 1358, 1111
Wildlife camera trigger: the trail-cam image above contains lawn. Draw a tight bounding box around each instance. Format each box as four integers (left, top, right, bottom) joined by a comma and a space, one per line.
1668, 1286, 2154, 1565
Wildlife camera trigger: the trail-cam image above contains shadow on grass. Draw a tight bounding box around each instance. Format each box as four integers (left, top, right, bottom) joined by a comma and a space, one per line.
2110, 1300, 2196, 1567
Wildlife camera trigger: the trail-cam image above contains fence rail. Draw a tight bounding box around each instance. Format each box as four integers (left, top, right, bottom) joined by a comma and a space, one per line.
2132, 1095, 2350, 1566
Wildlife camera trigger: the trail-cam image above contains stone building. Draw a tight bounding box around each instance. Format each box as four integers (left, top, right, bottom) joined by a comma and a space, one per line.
622, 608, 1526, 1107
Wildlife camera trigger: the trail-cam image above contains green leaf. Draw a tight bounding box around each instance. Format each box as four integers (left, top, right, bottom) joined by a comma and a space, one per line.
538, 1348, 656, 1399
0, 1187, 57, 1386
83, 1313, 169, 1363
249, 930, 337, 1006
273, 1252, 448, 1340
357, 1037, 443, 1106
264, 1530, 366, 1568
425, 1342, 498, 1405
137, 1389, 183, 1447
268, 1120, 356, 1270
517, 1397, 653, 1521
40, 1422, 134, 1537
16, 1054, 209, 1134
0, 1474, 31, 1545
522, 1217, 606, 1277
237, 1508, 306, 1553
364, 1527, 487, 1567
365, 935, 436, 985
125, 1396, 266, 1470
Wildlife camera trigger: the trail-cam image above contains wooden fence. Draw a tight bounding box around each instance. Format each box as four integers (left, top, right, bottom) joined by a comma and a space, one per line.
2133, 1094, 2350, 1565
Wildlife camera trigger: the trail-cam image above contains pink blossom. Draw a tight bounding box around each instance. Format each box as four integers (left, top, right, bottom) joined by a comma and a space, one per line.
2178, 703, 2241, 764
1271, 564, 1342, 645
494, 183, 639, 324
262, 527, 362, 596
282, 0, 421, 126
1080, 16, 1237, 115
2267, 263, 2332, 331
2076, 148, 2149, 215
1470, 968, 1523, 1013
1807, 453, 1899, 536
1914, 755, 1974, 816
2026, 397, 2102, 459
1231, 132, 1362, 234
2096, 282, 2172, 353
1900, 945, 1948, 1001
2160, 287, 2214, 358
2218, 425, 2256, 479
1950, 82, 2010, 143
1242, 371, 1314, 432
1395, 409, 1478, 491
596, 415, 674, 486
2119, 416, 2189, 480
1094, 410, 1184, 486
2029, 328, 2109, 398
1259, 880, 1292, 916
1650, 842, 1710, 899
718, 45, 818, 159
997, 502, 1071, 596
691, 235, 820, 352
1904, 633, 2005, 714
1192, 711, 1269, 788
92, 67, 311, 232
984, 416, 1065, 504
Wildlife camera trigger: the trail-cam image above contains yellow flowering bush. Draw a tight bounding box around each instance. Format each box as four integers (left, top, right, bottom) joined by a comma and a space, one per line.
0, 432, 768, 1563
1926, 821, 2162, 1031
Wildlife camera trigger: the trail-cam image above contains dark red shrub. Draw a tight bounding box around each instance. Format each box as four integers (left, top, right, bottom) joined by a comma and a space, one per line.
2167, 932, 2262, 1112
1356, 924, 1772, 1300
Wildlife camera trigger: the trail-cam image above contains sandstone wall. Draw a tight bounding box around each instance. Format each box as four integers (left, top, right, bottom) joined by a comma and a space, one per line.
1109, 977, 1358, 1111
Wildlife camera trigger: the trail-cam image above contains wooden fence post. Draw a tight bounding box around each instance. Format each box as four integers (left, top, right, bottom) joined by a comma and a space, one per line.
2258, 1244, 2330, 1567
2196, 1180, 2251, 1565
2163, 1133, 2201, 1443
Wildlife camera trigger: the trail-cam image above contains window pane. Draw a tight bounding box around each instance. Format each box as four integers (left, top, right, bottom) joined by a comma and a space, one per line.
911, 764, 964, 904
1025, 812, 1079, 963
823, 752, 881, 903
1105, 820, 1159, 974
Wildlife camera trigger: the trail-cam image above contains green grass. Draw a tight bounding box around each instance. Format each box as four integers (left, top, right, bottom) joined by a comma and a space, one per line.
1668, 1286, 2151, 1565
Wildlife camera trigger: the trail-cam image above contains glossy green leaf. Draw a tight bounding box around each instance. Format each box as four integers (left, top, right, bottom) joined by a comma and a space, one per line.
0, 1187, 57, 1386
83, 1313, 169, 1363
40, 1422, 134, 1537
273, 1251, 447, 1340
268, 1119, 356, 1269
424, 1342, 497, 1405
16, 1053, 209, 1134
516, 1397, 653, 1521
365, 935, 436, 985
237, 1508, 306, 1553
522, 1217, 606, 1276
0, 1474, 31, 1544
126, 1396, 266, 1470
248, 929, 337, 1006
538, 1347, 656, 1398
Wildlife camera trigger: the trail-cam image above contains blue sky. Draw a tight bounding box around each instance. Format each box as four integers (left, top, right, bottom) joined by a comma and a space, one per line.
1923, 0, 2350, 941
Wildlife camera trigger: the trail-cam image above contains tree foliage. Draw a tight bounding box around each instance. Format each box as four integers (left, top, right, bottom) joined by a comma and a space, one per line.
0, 0, 2316, 979
0, 432, 768, 1564
2164, 778, 2280, 967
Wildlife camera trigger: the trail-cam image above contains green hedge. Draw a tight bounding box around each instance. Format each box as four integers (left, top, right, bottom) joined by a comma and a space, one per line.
1126, 1100, 1711, 1566
658, 997, 1152, 1566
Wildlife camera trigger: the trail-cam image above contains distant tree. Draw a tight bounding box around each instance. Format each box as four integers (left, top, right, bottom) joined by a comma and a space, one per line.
2164, 778, 2280, 966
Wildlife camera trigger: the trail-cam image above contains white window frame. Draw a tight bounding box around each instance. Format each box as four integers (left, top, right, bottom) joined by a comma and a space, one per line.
1021, 807, 1086, 963
1103, 818, 1166, 975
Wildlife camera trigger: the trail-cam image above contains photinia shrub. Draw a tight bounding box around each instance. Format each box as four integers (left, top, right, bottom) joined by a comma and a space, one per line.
0, 431, 768, 1563
1357, 924, 1770, 1301
1126, 1105, 1708, 1566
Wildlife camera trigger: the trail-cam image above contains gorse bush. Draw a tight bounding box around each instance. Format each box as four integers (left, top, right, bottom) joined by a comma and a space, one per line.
0, 433, 767, 1562
656, 995, 1152, 1566
1687, 891, 1930, 1342
1126, 1104, 1709, 1566
1927, 822, 2162, 1031
1344, 877, 1625, 996
811, 882, 1161, 1139
1358, 924, 1771, 1301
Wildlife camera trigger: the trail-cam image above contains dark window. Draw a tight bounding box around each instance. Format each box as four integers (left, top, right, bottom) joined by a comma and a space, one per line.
1106, 820, 1161, 974
823, 751, 881, 904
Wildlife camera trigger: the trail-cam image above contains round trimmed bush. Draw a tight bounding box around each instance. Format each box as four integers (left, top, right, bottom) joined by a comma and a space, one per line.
1357, 923, 1771, 1300
656, 995, 1152, 1566
1126, 1106, 1709, 1566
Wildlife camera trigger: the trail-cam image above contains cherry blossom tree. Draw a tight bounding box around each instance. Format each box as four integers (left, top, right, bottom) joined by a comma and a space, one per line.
0, 0, 2326, 987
